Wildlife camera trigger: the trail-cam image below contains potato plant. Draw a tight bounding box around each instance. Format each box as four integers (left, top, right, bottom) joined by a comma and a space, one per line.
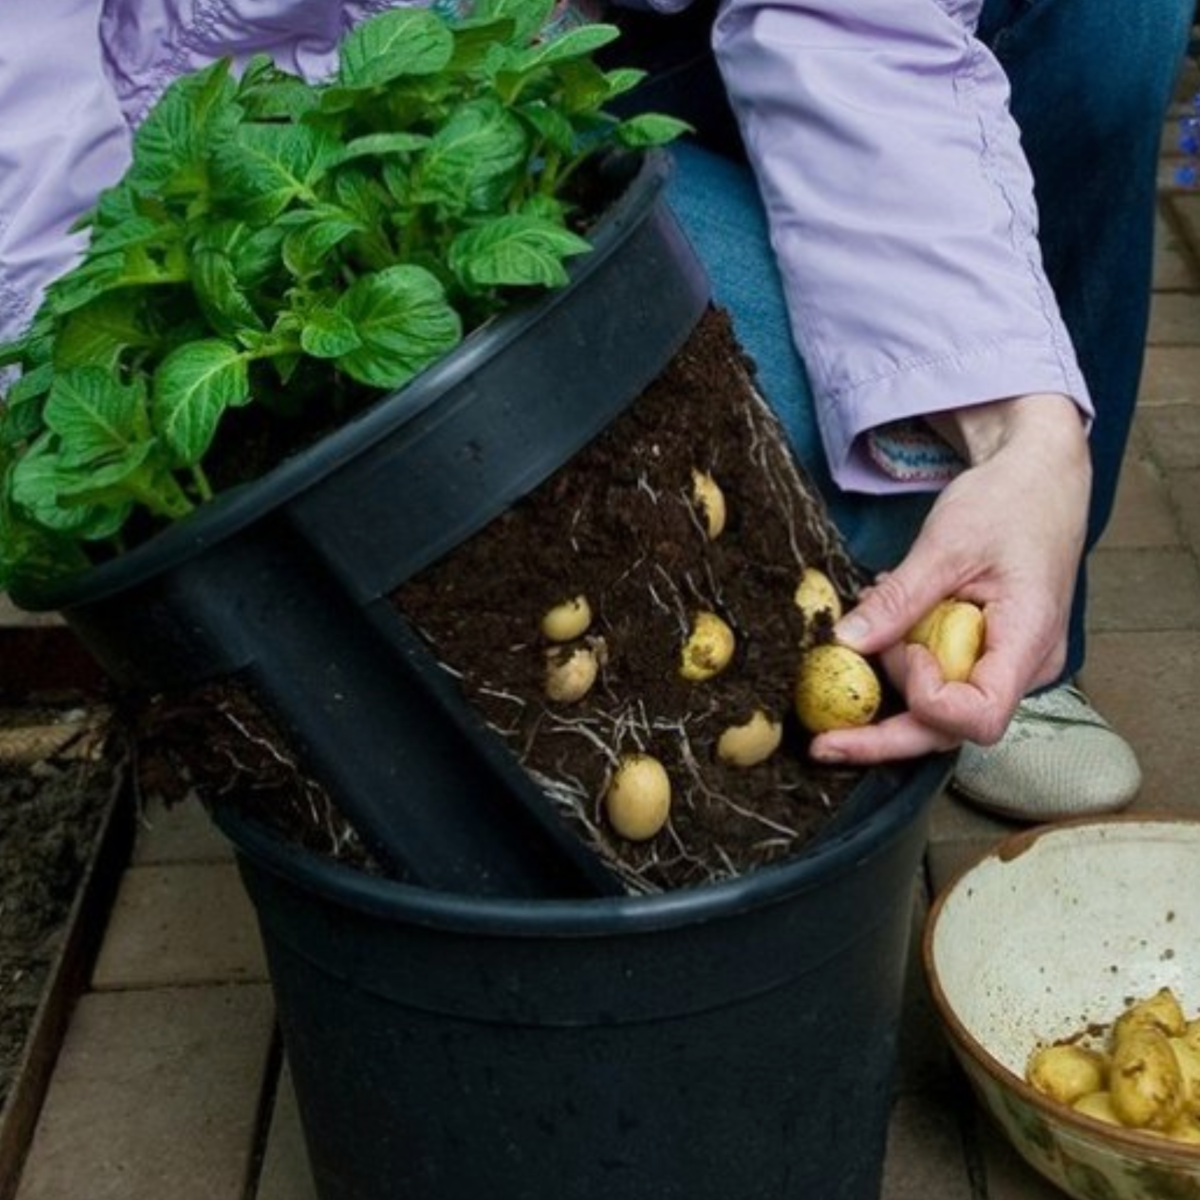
0, 0, 685, 592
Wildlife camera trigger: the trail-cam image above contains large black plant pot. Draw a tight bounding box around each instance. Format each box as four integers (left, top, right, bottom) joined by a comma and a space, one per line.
14, 150, 709, 898
217, 750, 951, 1200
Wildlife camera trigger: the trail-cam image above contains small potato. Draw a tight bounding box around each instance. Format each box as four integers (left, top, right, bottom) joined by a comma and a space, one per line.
1110, 1024, 1184, 1130
906, 599, 985, 684
544, 644, 600, 703
1114, 986, 1187, 1042
1170, 1036, 1200, 1115
1184, 1019, 1200, 1054
1073, 1091, 1122, 1127
795, 644, 882, 734
680, 610, 736, 682
1027, 1044, 1109, 1107
605, 753, 671, 841
541, 595, 592, 643
1164, 1116, 1200, 1146
716, 709, 783, 767
691, 469, 727, 540
794, 567, 843, 627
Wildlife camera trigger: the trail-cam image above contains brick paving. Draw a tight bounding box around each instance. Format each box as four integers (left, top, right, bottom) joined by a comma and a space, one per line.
5, 55, 1200, 1200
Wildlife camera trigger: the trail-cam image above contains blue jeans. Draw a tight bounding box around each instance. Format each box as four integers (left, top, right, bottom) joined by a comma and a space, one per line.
661, 0, 1193, 681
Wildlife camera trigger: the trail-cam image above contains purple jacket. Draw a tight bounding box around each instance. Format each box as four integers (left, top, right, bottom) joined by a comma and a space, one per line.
0, 0, 1090, 495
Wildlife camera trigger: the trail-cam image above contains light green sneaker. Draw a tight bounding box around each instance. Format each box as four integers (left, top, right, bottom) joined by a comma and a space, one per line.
951, 684, 1142, 822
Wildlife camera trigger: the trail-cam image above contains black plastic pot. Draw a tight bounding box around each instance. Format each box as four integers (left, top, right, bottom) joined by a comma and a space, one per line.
15, 150, 708, 899
217, 751, 950, 1200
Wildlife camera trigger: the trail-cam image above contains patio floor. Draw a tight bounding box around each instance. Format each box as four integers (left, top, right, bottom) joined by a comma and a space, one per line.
5, 52, 1200, 1200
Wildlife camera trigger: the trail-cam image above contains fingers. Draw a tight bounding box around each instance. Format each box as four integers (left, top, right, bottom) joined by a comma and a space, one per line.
809, 706, 960, 766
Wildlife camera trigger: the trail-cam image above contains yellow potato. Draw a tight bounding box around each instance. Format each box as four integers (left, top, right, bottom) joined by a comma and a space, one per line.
544, 645, 600, 703
1114, 986, 1187, 1042
541, 595, 592, 642
691, 469, 727, 540
605, 754, 671, 841
793, 567, 843, 625
716, 709, 783, 767
906, 599, 985, 684
1073, 1091, 1122, 1127
794, 644, 882, 734
1110, 1025, 1184, 1130
1027, 1044, 1109, 1107
1164, 1115, 1200, 1146
1170, 1035, 1200, 1115
680, 611, 736, 682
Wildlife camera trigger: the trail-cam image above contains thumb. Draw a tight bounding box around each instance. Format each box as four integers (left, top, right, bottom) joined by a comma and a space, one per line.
834, 562, 957, 655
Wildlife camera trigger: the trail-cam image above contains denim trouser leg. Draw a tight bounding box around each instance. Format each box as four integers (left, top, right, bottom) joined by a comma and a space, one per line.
666, 0, 1193, 680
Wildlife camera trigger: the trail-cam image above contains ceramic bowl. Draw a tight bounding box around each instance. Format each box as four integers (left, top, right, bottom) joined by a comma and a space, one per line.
922, 816, 1200, 1200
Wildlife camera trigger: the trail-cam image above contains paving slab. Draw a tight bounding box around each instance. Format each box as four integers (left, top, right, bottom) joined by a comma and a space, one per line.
1169, 464, 1200, 550
1080, 630, 1200, 816
1138, 402, 1200, 471
1087, 546, 1200, 633
1148, 289, 1200, 344
14, 985, 273, 1200
91, 863, 267, 990
1101, 442, 1185, 550
882, 1089, 976, 1200
1139, 344, 1200, 406
1154, 205, 1200, 289
132, 795, 234, 866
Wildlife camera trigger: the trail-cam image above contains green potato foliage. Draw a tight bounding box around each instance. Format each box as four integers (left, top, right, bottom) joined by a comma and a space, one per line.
0, 0, 686, 591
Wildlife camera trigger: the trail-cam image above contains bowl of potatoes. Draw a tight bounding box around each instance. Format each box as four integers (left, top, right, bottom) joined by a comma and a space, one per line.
923, 816, 1200, 1200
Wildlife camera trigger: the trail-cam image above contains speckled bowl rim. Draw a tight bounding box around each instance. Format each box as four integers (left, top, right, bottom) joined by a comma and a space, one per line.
922, 812, 1200, 1166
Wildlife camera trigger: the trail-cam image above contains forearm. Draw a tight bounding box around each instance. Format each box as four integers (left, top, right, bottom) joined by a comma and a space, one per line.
711, 0, 1092, 493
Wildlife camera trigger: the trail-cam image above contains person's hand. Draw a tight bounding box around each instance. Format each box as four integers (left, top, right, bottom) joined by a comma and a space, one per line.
808, 392, 1092, 765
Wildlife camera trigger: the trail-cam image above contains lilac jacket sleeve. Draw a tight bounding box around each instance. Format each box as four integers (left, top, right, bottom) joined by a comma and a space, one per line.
0, 0, 131, 344
711, 0, 1093, 493
0, 1, 388, 345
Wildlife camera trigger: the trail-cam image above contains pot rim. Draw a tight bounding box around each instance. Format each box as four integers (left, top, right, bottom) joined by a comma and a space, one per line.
215, 751, 952, 935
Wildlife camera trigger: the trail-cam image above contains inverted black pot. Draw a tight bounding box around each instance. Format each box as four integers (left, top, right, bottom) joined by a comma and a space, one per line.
15, 150, 709, 899
217, 751, 952, 1200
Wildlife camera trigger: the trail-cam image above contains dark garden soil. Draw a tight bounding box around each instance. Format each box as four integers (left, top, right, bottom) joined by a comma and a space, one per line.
0, 707, 119, 1114
132, 307, 885, 895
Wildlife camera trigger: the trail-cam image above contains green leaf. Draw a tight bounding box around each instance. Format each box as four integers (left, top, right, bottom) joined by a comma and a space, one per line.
236, 55, 320, 120
1, 365, 54, 446
192, 244, 266, 338
0, 472, 92, 591
615, 113, 692, 148
333, 266, 461, 389
516, 102, 577, 155
43, 254, 131, 318
211, 123, 343, 221
152, 340, 250, 465
416, 99, 529, 213
337, 9, 455, 90
510, 24, 619, 73
473, 0, 556, 46
55, 294, 158, 369
449, 215, 591, 292
127, 59, 240, 196
282, 216, 363, 279
300, 308, 362, 359
339, 132, 430, 164
9, 434, 133, 538
43, 368, 150, 469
